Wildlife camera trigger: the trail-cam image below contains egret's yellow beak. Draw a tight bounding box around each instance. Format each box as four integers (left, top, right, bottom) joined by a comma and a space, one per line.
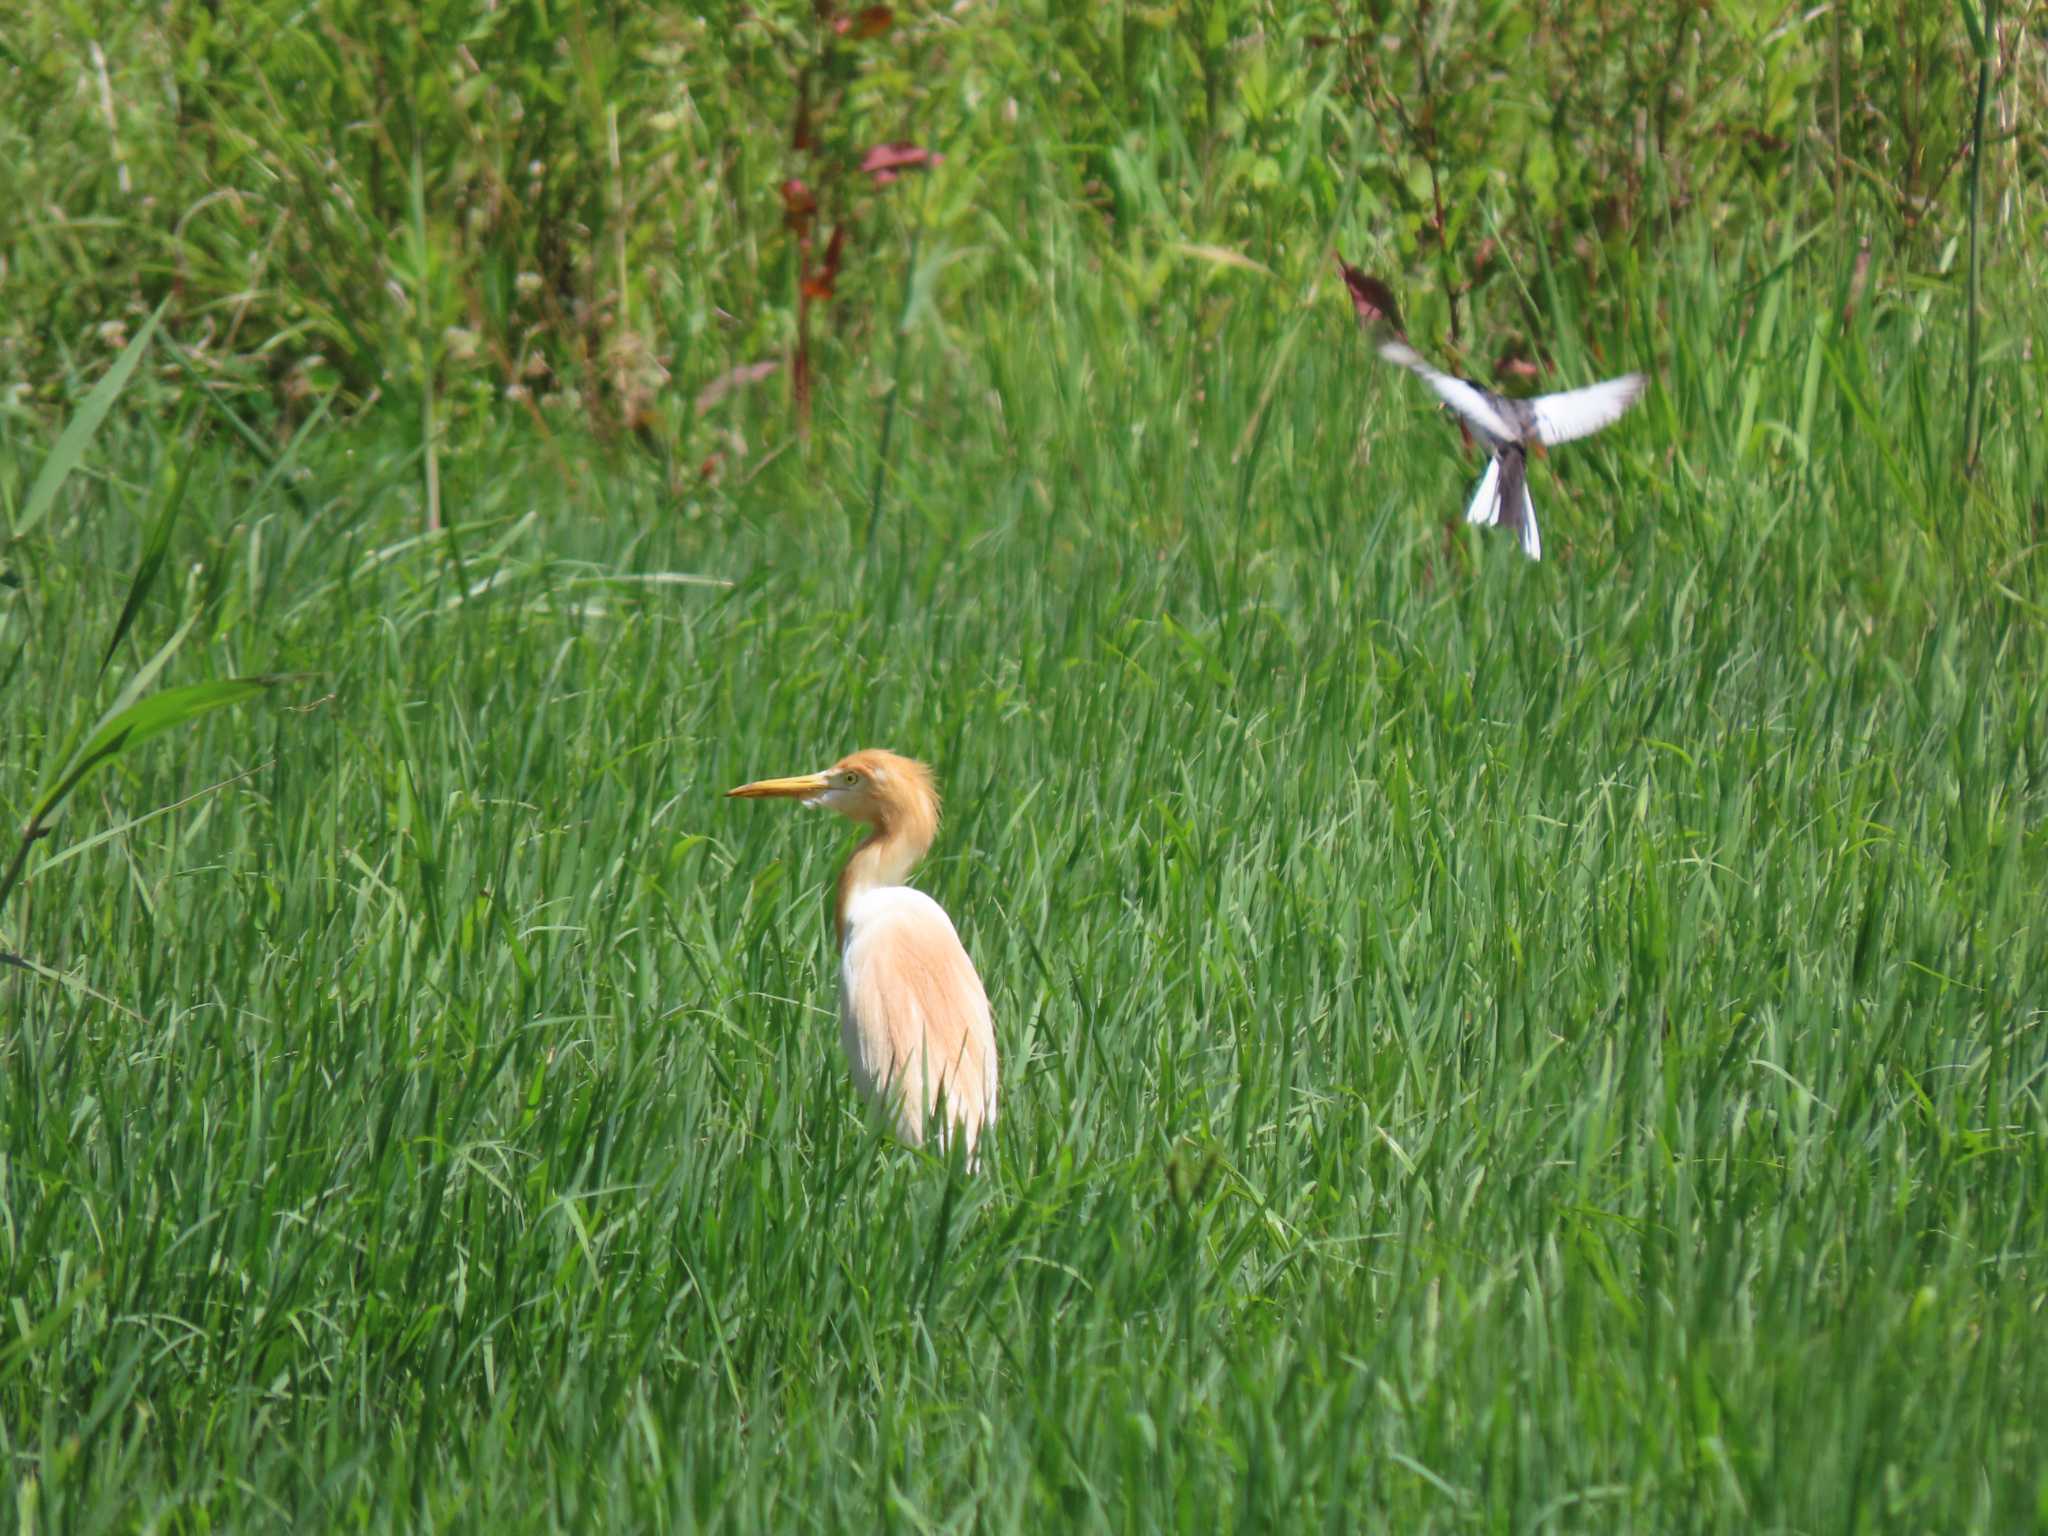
726, 771, 831, 800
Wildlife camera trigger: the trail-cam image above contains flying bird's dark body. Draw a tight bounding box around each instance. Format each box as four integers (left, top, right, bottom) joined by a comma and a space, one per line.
1488, 439, 1534, 557
1340, 263, 1645, 561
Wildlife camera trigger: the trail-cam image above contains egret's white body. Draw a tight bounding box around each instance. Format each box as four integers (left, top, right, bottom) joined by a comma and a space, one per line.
839, 885, 998, 1148
728, 750, 998, 1159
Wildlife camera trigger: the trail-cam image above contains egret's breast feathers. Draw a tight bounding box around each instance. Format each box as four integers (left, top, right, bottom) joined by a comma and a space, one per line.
838, 886, 998, 1144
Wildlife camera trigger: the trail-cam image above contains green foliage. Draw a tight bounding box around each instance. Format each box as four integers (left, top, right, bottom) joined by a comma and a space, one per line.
2, 1, 2046, 1530
11, 302, 164, 540
4, 0, 2041, 459
1, 305, 280, 929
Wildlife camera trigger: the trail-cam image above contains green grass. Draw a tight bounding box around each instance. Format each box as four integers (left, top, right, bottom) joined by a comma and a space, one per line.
4, 221, 2045, 1529
4, 2, 2048, 1529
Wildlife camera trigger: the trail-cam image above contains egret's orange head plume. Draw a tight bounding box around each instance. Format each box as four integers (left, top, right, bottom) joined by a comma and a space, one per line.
728, 748, 946, 943
825, 749, 940, 831
727, 748, 940, 838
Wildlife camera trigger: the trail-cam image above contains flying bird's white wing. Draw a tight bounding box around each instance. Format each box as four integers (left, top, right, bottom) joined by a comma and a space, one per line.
1529, 373, 1646, 446
1377, 339, 1519, 444
1464, 457, 1502, 526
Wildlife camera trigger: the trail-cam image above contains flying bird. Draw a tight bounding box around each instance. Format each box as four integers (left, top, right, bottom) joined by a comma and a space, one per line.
1340, 263, 1645, 561
727, 749, 998, 1161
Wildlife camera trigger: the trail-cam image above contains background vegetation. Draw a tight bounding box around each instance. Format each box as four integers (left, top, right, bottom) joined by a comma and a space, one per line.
3, 0, 2045, 1529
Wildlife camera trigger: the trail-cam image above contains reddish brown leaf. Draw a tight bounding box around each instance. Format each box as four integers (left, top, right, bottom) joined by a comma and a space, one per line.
791, 336, 812, 430
833, 6, 892, 37
792, 69, 816, 152
1494, 353, 1542, 382
800, 224, 849, 301
1471, 237, 1497, 277
1336, 260, 1404, 334
780, 178, 818, 235
860, 141, 939, 184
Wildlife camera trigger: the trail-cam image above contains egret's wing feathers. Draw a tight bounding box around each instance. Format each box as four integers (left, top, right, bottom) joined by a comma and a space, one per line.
1464, 457, 1503, 526
1529, 373, 1646, 446
1517, 482, 1541, 561
1377, 339, 1519, 443
840, 888, 997, 1157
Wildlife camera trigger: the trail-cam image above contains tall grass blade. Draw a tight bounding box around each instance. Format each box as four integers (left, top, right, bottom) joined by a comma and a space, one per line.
99, 423, 198, 679
13, 300, 167, 540
1959, 0, 1995, 470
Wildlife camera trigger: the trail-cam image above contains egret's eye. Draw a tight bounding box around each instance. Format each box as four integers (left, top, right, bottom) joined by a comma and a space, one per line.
837, 771, 861, 789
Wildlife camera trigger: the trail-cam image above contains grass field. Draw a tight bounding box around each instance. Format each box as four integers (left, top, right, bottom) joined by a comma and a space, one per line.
5, 3, 2047, 1530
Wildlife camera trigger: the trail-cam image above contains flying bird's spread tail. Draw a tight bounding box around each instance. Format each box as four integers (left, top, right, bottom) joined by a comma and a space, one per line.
1461, 447, 1540, 560
1341, 260, 1644, 561
1464, 455, 1501, 528
1491, 446, 1540, 561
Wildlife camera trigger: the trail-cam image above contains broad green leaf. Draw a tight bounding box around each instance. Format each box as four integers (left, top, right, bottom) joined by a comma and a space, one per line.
14, 299, 169, 540
32, 677, 282, 825
29, 610, 201, 816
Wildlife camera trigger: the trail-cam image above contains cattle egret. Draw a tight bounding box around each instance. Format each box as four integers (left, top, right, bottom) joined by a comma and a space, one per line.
1341, 263, 1645, 560
727, 750, 998, 1160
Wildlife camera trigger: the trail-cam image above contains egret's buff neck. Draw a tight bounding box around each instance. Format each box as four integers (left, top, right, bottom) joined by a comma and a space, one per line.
830, 750, 941, 944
